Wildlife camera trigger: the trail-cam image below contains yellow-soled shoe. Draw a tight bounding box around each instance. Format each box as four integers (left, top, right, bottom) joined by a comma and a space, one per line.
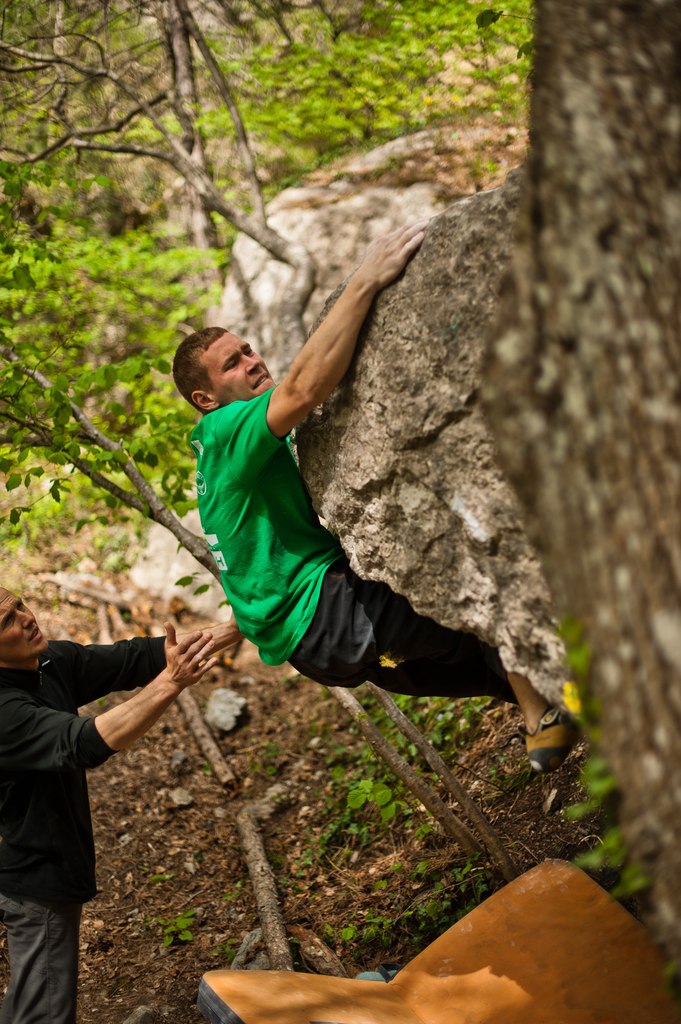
523, 706, 580, 773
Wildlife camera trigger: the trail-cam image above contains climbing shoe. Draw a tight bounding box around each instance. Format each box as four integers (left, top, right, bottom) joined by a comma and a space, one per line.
522, 706, 580, 773
356, 963, 402, 983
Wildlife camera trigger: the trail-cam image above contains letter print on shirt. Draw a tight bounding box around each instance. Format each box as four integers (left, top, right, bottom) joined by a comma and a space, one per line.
205, 533, 228, 572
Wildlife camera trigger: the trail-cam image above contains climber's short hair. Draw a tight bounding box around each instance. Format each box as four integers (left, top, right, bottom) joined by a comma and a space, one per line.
173, 327, 228, 411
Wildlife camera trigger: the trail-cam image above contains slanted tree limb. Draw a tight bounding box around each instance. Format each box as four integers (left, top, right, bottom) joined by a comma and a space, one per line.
1, 345, 217, 578
329, 686, 488, 864
236, 803, 293, 972
174, 0, 267, 225
365, 683, 517, 881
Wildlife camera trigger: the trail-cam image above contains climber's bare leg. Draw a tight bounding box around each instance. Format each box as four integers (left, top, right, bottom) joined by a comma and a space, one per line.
507, 672, 547, 734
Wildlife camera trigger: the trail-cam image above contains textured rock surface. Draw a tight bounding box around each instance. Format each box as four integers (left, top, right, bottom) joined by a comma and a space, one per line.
204, 688, 247, 733
296, 171, 566, 699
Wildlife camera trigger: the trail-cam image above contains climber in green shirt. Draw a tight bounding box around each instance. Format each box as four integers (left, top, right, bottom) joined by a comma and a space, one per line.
173, 222, 579, 773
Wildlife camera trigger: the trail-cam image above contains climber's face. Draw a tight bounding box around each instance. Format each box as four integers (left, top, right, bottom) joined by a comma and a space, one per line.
191, 332, 274, 411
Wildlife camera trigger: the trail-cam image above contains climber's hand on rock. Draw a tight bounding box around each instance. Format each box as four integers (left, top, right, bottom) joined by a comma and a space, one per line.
355, 221, 428, 292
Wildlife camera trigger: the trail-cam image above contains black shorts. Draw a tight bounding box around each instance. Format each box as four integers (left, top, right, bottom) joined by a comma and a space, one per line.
289, 560, 515, 703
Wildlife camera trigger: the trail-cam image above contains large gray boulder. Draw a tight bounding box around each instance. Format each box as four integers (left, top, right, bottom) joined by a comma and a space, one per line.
296, 171, 566, 700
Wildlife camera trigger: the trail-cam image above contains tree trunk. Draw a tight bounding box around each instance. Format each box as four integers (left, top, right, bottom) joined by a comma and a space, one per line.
483, 0, 681, 969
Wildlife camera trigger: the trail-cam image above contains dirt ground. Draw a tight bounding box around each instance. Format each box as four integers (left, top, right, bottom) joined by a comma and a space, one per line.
0, 564, 605, 1024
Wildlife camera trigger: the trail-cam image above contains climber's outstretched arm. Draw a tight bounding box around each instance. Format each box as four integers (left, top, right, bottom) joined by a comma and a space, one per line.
266, 221, 427, 439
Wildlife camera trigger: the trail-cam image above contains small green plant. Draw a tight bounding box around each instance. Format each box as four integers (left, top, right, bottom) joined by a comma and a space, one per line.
222, 881, 244, 903
157, 908, 197, 947
487, 753, 534, 794
252, 741, 284, 778
209, 937, 241, 962
566, 756, 650, 899
347, 779, 402, 822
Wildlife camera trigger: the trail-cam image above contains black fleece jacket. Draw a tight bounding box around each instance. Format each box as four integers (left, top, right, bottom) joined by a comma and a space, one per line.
0, 636, 166, 904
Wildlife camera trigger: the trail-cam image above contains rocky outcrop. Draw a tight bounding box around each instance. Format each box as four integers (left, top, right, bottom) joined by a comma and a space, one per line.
296, 170, 566, 700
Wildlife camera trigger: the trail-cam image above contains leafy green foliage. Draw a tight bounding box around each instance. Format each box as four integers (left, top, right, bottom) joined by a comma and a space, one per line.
325, 855, 492, 954
0, 160, 218, 529
233, 0, 532, 182
566, 755, 651, 900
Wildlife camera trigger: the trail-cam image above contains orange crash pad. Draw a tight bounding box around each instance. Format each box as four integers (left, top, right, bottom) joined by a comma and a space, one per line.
197, 859, 678, 1024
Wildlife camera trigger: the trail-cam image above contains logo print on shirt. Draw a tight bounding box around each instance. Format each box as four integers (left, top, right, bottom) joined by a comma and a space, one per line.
190, 438, 204, 458
196, 471, 207, 496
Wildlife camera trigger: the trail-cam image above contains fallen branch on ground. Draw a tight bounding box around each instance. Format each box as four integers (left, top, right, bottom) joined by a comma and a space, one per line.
42, 571, 134, 610
236, 801, 293, 971
176, 688, 237, 787
155, 616, 237, 787
288, 925, 347, 977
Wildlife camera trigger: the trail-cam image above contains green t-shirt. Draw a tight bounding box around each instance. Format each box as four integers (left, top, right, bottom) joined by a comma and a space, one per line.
191, 390, 344, 665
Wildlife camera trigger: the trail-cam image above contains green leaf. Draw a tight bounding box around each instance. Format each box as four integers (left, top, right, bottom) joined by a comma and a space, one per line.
371, 783, 393, 807
12, 266, 35, 290
380, 801, 397, 822
476, 9, 503, 29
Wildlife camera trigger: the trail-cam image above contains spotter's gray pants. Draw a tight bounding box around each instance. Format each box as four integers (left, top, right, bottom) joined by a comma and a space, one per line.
0, 891, 82, 1024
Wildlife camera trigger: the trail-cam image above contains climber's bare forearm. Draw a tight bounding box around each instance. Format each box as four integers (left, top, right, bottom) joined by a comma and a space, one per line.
266, 221, 427, 439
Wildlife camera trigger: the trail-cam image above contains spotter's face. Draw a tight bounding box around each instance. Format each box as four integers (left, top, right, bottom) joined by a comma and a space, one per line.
0, 589, 48, 670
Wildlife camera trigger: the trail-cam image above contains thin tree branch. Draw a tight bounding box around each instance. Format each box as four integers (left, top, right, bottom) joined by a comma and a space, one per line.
69, 456, 148, 514
365, 683, 518, 881
70, 139, 176, 162
328, 685, 484, 859
0, 345, 217, 578
3, 91, 169, 164
175, 0, 267, 223
0, 40, 108, 78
